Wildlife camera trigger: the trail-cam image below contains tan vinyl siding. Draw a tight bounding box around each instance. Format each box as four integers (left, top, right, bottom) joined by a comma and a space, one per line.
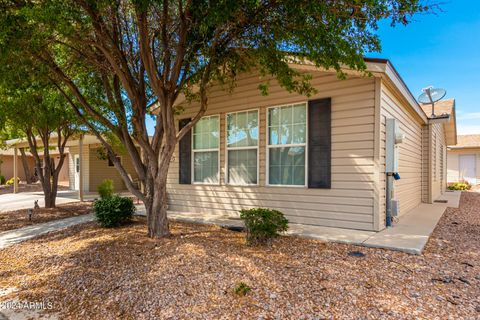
167, 71, 377, 231
379, 84, 423, 217
431, 123, 447, 200
421, 126, 430, 202
68, 145, 89, 192
88, 145, 139, 192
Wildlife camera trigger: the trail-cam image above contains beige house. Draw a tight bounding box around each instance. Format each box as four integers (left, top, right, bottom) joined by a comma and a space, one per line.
0, 148, 69, 183
153, 58, 457, 232
4, 135, 138, 196
67, 136, 139, 193
447, 134, 480, 185
3, 58, 457, 233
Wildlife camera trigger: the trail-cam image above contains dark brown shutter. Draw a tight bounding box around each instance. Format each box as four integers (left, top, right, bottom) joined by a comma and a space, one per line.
308, 98, 331, 188
178, 118, 192, 184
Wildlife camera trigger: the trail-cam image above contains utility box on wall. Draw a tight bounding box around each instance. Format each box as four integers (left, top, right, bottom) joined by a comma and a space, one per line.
386, 118, 404, 173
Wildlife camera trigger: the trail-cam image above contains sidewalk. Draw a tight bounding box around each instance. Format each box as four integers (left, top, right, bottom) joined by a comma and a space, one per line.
0, 191, 462, 254
135, 191, 462, 255
0, 214, 95, 250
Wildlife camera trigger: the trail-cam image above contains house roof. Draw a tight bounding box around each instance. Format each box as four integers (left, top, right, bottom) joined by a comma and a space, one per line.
419, 98, 457, 146
150, 57, 430, 124
420, 99, 455, 118
449, 134, 480, 149
0, 149, 63, 156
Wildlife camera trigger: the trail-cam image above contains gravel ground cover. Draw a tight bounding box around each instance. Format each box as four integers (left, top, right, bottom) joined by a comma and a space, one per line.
0, 192, 478, 319
0, 202, 92, 232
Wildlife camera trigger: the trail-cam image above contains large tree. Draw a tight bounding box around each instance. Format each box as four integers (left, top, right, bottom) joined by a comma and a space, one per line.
0, 67, 78, 208
0, 0, 434, 237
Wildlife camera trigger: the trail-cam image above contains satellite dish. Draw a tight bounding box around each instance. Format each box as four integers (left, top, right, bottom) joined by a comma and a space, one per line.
417, 86, 447, 117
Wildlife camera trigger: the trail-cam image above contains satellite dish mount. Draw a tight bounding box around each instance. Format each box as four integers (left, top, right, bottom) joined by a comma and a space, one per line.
418, 86, 447, 118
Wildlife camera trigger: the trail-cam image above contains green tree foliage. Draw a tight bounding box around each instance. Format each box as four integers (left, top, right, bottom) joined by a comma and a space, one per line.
0, 0, 434, 237
0, 61, 79, 207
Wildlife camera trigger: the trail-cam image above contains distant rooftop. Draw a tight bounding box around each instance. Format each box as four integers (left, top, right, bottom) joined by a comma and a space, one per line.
449, 134, 480, 149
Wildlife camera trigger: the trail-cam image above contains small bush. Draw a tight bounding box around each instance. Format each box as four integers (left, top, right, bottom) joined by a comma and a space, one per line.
233, 282, 251, 296
0, 175, 5, 185
448, 181, 472, 191
94, 196, 135, 228
5, 177, 19, 185
239, 208, 289, 245
97, 179, 114, 199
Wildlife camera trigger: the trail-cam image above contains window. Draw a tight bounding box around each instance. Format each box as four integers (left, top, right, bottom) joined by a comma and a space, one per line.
108, 156, 121, 167
192, 115, 220, 183
267, 103, 307, 186
226, 110, 259, 185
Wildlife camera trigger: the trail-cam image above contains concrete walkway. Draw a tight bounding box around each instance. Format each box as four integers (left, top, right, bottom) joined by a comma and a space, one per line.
0, 191, 461, 254
0, 214, 95, 250
0, 191, 80, 213
135, 190, 462, 255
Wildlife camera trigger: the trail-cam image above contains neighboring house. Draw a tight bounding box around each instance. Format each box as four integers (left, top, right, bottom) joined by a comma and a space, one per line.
67, 135, 139, 193
152, 58, 457, 232
0, 149, 34, 181
447, 134, 480, 185
5, 134, 138, 194
0, 148, 69, 183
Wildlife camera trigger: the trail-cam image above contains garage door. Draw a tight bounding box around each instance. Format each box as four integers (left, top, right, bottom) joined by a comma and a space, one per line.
459, 154, 476, 185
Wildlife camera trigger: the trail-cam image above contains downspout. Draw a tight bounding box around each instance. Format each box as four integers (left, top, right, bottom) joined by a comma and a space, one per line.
385, 172, 394, 227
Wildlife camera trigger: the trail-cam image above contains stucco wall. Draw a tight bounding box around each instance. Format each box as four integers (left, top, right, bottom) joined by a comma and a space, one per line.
0, 155, 35, 181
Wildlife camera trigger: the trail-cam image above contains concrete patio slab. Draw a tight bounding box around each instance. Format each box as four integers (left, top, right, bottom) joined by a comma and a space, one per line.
435, 190, 461, 208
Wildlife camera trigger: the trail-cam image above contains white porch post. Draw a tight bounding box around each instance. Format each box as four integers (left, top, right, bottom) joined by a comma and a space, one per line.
13, 146, 18, 193
79, 135, 84, 201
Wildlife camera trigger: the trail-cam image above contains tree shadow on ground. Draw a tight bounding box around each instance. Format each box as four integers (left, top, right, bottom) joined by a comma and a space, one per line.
0, 193, 479, 318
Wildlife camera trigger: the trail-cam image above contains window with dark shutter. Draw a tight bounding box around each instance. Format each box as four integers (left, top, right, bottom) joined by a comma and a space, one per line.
178, 118, 192, 184
308, 98, 331, 188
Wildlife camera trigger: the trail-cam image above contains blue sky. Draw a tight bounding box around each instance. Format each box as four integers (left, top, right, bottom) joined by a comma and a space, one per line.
147, 1, 480, 135
369, 0, 480, 135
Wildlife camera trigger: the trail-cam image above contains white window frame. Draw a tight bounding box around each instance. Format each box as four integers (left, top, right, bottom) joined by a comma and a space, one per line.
225, 109, 260, 186
266, 102, 308, 188
191, 114, 221, 185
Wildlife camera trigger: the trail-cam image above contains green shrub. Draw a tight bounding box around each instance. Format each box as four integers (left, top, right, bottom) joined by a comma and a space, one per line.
5, 177, 19, 185
239, 208, 289, 245
0, 175, 5, 185
233, 282, 251, 296
97, 179, 114, 199
448, 181, 472, 191
94, 196, 135, 228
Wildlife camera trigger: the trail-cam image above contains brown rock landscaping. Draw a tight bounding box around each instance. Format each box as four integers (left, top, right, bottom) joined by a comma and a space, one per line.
0, 192, 479, 319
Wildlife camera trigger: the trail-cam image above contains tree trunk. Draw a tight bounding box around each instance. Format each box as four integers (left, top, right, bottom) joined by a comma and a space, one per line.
145, 171, 170, 238
19, 148, 32, 184
41, 157, 57, 208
